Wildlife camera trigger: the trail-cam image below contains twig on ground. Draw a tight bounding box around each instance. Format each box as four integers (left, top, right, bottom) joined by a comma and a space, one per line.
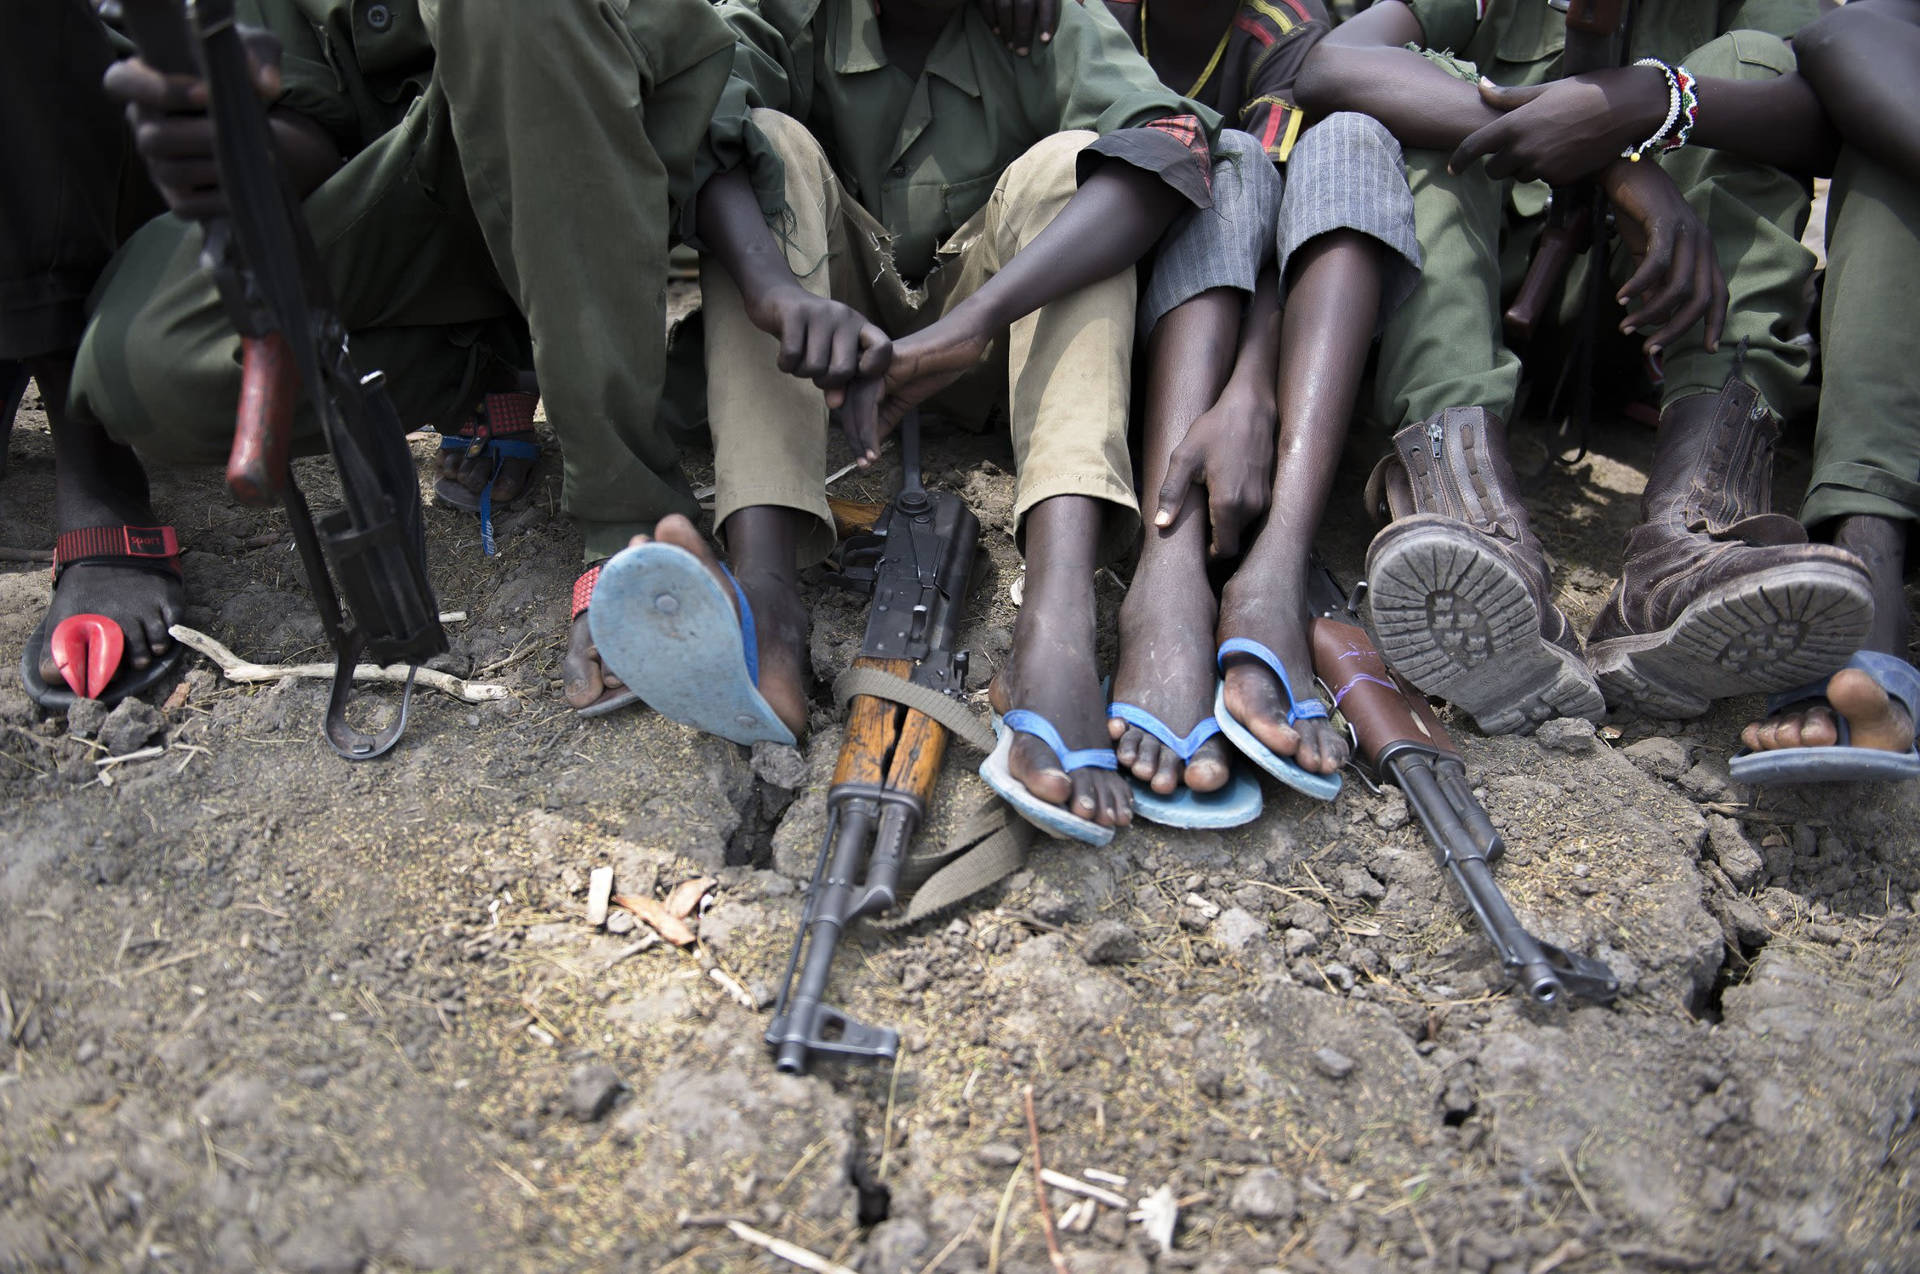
95, 745, 165, 769
914, 1218, 978, 1274
1039, 1168, 1128, 1210
987, 1153, 1027, 1274
1023, 1085, 1070, 1274
716, 1220, 857, 1274
169, 624, 507, 702
601, 935, 660, 970
879, 1046, 905, 1180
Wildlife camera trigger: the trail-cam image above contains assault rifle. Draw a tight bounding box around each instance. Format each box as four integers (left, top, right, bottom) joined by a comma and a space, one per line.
1309, 564, 1618, 1006
1505, 0, 1631, 459
767, 414, 982, 1073
111, 0, 446, 759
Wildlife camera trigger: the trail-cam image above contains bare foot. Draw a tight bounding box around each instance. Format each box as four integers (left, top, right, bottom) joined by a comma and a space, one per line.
34, 362, 183, 689
988, 498, 1132, 829
1108, 563, 1233, 795
567, 511, 813, 737
1215, 567, 1349, 776
1740, 666, 1915, 754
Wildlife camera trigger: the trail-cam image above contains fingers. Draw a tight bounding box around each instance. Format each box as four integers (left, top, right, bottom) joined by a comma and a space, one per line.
855, 323, 892, 380
1477, 79, 1549, 111
1447, 116, 1509, 177
839, 373, 885, 467
1038, 0, 1060, 43
1207, 482, 1262, 561
238, 27, 286, 100
1153, 440, 1204, 529
102, 58, 205, 112
1623, 224, 1692, 341
1619, 222, 1676, 335
1011, 0, 1036, 52
1645, 229, 1715, 354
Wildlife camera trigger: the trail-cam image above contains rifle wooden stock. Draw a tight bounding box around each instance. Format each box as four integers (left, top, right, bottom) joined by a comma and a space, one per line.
229, 331, 296, 506
1309, 616, 1459, 766
1503, 207, 1591, 346
832, 656, 910, 789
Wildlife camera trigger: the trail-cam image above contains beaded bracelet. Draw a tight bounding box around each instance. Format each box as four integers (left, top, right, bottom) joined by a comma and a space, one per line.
1662, 64, 1700, 153
1621, 57, 1681, 162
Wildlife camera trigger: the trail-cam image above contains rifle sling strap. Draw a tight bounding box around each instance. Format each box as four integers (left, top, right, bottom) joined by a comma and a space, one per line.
832, 666, 998, 753
829, 666, 1034, 928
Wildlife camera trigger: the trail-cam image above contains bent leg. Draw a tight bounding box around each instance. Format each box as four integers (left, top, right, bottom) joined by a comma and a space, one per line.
963, 131, 1137, 828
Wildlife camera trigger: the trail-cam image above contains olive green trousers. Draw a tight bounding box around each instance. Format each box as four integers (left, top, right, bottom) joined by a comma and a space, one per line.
71, 0, 733, 561
1799, 145, 1920, 528
1372, 31, 1817, 430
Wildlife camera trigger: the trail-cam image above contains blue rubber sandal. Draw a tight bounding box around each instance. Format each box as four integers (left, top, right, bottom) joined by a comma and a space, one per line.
588, 541, 797, 747
1108, 700, 1263, 828
1213, 638, 1342, 802
1728, 651, 1920, 785
980, 709, 1120, 846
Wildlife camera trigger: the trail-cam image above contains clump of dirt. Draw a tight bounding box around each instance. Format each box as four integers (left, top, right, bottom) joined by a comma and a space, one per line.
2, 369, 1917, 1274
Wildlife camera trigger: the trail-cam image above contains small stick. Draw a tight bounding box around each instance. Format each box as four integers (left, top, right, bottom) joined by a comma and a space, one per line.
1023, 1085, 1071, 1274
720, 1220, 858, 1274
1039, 1168, 1128, 1210
95, 746, 166, 769
169, 624, 507, 703
987, 1154, 1026, 1274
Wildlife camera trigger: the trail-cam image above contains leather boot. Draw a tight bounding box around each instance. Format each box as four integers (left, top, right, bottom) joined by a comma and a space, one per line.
1362, 406, 1605, 734
1585, 376, 1873, 718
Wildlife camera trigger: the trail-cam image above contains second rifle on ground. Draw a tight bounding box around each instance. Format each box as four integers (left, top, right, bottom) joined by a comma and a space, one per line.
1309, 563, 1618, 1006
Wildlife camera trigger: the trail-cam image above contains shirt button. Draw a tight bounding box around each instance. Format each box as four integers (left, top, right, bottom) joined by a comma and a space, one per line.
364, 3, 392, 31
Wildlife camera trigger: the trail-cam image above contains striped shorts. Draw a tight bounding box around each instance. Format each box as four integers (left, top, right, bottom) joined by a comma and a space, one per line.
1141, 113, 1423, 333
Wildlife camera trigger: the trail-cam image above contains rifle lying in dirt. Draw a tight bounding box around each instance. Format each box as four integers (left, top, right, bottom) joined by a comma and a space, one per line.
766, 414, 985, 1073
1309, 563, 1618, 1006
112, 0, 446, 760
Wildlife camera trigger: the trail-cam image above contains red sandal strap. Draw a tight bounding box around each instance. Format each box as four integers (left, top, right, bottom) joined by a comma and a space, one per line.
572, 565, 601, 621
452, 390, 539, 443
51, 525, 182, 582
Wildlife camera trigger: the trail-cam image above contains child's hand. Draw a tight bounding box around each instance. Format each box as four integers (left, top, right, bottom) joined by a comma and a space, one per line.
751, 285, 893, 430
1153, 381, 1275, 561
977, 0, 1078, 55
1448, 67, 1670, 186
1601, 158, 1726, 356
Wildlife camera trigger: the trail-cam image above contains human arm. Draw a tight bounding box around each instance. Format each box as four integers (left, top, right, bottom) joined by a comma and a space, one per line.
1451, 62, 1838, 184
1154, 268, 1280, 559
1293, 2, 1510, 150
102, 30, 342, 219
1795, 0, 1920, 177
694, 168, 892, 463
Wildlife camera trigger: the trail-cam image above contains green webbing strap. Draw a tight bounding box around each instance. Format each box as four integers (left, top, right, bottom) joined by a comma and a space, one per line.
831, 666, 997, 754
830, 666, 1032, 927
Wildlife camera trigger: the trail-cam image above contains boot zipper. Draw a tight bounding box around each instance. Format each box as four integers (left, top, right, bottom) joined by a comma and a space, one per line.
1426, 418, 1474, 523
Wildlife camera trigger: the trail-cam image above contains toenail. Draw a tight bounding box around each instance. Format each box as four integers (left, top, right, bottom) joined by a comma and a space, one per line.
655, 593, 679, 614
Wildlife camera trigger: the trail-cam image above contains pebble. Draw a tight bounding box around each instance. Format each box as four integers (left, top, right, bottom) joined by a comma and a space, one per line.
1622, 736, 1690, 781
1371, 792, 1411, 831
1706, 816, 1765, 890
1533, 716, 1597, 753
605, 910, 638, 936
1336, 865, 1386, 903
1080, 919, 1143, 966
66, 697, 109, 740
99, 699, 164, 755
585, 866, 614, 928
1229, 1168, 1297, 1221
1282, 928, 1320, 958
750, 741, 810, 790
975, 1141, 1023, 1167
1311, 1047, 1356, 1080
565, 1062, 624, 1122
1212, 907, 1266, 952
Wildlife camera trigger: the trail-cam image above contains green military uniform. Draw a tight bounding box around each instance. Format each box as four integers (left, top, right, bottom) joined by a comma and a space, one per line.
1801, 145, 1920, 528
70, 0, 735, 560
1370, 0, 1822, 431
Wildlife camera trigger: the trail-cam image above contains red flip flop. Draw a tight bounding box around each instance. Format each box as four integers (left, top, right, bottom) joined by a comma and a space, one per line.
570, 563, 639, 717
20, 524, 185, 711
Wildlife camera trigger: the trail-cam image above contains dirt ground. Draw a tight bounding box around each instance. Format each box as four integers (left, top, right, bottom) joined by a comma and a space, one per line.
2, 334, 1918, 1274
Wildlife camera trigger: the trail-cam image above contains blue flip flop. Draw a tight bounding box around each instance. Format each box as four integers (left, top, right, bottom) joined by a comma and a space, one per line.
979, 710, 1119, 846
1107, 699, 1263, 828
1728, 651, 1920, 785
1213, 638, 1343, 802
588, 541, 797, 747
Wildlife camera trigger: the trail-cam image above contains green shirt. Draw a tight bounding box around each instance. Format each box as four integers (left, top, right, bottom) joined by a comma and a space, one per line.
703, 0, 1221, 279
1404, 0, 1819, 86
251, 0, 433, 156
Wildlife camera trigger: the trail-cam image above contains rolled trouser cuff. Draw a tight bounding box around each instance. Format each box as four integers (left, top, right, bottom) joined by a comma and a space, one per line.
1139, 130, 1281, 333
1799, 464, 1920, 529
1276, 112, 1424, 325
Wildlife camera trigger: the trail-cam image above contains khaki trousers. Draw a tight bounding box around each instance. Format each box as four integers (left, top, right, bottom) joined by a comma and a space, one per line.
704, 109, 1140, 567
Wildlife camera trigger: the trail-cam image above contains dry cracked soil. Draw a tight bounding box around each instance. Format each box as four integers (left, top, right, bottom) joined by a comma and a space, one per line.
1, 340, 1917, 1274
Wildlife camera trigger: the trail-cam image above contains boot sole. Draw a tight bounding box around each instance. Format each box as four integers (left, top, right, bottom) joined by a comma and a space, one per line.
1586, 561, 1875, 719
1365, 522, 1605, 736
